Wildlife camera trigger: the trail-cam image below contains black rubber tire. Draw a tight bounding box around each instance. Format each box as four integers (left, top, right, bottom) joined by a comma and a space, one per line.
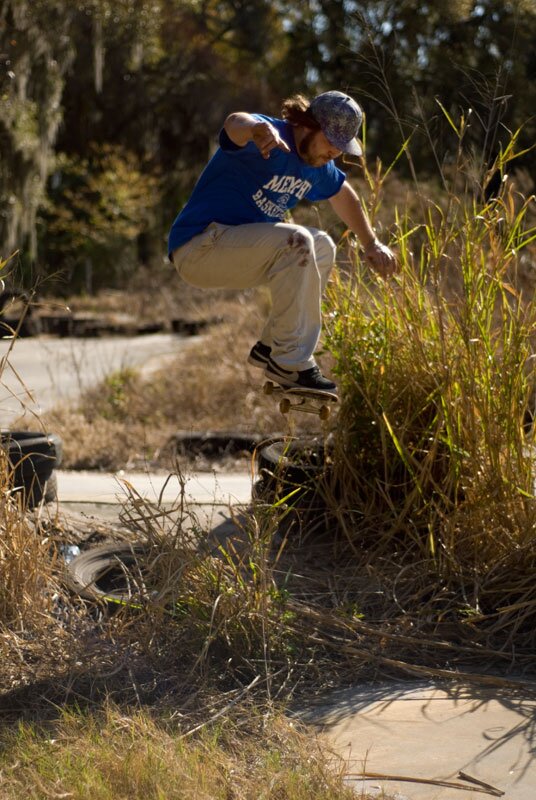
2, 431, 63, 466
0, 431, 63, 508
254, 438, 328, 513
256, 437, 327, 486
64, 543, 150, 603
255, 437, 341, 541
0, 290, 42, 337
171, 431, 262, 458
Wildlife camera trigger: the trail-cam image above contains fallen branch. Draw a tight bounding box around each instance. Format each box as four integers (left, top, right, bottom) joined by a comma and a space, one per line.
349, 770, 504, 796
302, 630, 536, 692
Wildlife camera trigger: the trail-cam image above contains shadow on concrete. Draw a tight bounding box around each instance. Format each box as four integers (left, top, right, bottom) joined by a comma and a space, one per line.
297, 680, 536, 799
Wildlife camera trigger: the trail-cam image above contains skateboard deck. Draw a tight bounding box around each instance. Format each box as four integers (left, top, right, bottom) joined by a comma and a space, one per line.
263, 381, 338, 420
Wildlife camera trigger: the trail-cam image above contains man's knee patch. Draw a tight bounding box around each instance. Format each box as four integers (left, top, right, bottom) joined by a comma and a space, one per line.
287, 228, 315, 267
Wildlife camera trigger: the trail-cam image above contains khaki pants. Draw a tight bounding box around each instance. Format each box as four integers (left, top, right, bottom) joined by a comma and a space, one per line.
171, 221, 336, 371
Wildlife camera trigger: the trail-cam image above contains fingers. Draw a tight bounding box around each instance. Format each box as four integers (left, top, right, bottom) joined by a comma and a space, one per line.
365, 243, 399, 277
256, 135, 290, 158
252, 122, 291, 159
376, 252, 398, 275
376, 258, 398, 278
377, 257, 399, 278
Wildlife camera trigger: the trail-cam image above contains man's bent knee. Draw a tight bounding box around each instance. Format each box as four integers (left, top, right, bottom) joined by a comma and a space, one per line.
314, 231, 337, 267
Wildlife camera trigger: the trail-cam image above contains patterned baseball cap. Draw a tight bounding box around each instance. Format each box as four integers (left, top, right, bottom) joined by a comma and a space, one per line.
309, 90, 363, 156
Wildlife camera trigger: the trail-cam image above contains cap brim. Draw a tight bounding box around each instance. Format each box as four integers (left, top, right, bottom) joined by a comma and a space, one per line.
343, 137, 362, 156
329, 136, 362, 157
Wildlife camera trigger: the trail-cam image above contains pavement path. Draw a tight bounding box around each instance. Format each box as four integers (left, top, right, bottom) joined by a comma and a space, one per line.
54, 467, 255, 545
300, 680, 536, 800
0, 332, 195, 425
56, 467, 253, 510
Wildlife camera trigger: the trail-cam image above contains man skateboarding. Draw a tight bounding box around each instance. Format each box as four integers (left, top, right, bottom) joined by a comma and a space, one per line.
168, 91, 396, 395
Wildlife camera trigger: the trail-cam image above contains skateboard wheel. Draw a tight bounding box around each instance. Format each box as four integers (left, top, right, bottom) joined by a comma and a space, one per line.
279, 398, 291, 414
264, 381, 275, 396
319, 405, 331, 421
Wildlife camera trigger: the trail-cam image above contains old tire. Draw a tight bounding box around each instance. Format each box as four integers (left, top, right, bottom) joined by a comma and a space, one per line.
256, 438, 327, 488
1, 430, 63, 508
43, 472, 58, 504
64, 543, 150, 603
255, 438, 334, 537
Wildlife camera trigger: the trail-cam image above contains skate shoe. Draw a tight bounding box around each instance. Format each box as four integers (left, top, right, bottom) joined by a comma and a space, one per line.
265, 358, 337, 394
247, 341, 272, 368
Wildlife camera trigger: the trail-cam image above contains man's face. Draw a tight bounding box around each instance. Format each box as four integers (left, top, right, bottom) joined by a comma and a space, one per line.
297, 129, 342, 166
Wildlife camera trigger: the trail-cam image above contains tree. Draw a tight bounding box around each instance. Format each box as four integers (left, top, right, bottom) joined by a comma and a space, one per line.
49, 0, 287, 273
276, 1, 536, 176
40, 145, 158, 293
0, 1, 74, 262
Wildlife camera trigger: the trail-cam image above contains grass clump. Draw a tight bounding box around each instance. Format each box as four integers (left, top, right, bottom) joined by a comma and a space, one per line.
0, 460, 60, 629
323, 132, 536, 656
0, 704, 355, 800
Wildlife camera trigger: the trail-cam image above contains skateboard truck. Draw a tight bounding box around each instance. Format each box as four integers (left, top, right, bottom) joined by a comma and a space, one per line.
263, 381, 338, 420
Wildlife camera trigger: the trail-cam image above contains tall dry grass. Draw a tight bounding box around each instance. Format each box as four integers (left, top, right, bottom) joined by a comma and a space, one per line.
0, 453, 60, 628
323, 115, 536, 656
0, 457, 91, 702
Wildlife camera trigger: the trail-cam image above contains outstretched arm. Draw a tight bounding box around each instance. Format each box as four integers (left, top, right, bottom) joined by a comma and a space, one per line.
224, 113, 291, 159
329, 180, 397, 276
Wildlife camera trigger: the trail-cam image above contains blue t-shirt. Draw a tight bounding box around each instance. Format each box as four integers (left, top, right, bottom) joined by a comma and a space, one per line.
168, 114, 346, 254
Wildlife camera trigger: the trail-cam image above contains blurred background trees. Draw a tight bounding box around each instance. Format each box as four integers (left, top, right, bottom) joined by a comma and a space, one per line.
1, 0, 534, 293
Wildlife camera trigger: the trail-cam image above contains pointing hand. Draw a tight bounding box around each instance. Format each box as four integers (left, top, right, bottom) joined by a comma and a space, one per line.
252, 121, 291, 159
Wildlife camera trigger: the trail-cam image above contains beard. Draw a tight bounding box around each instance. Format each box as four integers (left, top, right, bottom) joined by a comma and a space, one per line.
297, 129, 326, 167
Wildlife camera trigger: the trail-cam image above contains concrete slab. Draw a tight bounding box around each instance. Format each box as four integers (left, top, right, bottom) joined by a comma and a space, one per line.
300, 681, 536, 800
52, 469, 255, 554
55, 469, 253, 506
55, 500, 242, 532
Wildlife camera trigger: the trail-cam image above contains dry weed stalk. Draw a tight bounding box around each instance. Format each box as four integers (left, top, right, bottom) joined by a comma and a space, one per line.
0, 452, 59, 628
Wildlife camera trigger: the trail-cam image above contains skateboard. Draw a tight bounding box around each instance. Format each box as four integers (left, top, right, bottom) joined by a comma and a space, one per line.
263, 381, 338, 420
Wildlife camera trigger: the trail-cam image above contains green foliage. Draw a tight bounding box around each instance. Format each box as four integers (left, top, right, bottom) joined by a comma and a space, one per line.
39, 146, 158, 292
3, 0, 536, 288
91, 367, 141, 422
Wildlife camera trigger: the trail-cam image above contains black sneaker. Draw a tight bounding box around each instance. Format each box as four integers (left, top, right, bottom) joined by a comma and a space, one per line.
265, 357, 337, 394
248, 341, 272, 368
